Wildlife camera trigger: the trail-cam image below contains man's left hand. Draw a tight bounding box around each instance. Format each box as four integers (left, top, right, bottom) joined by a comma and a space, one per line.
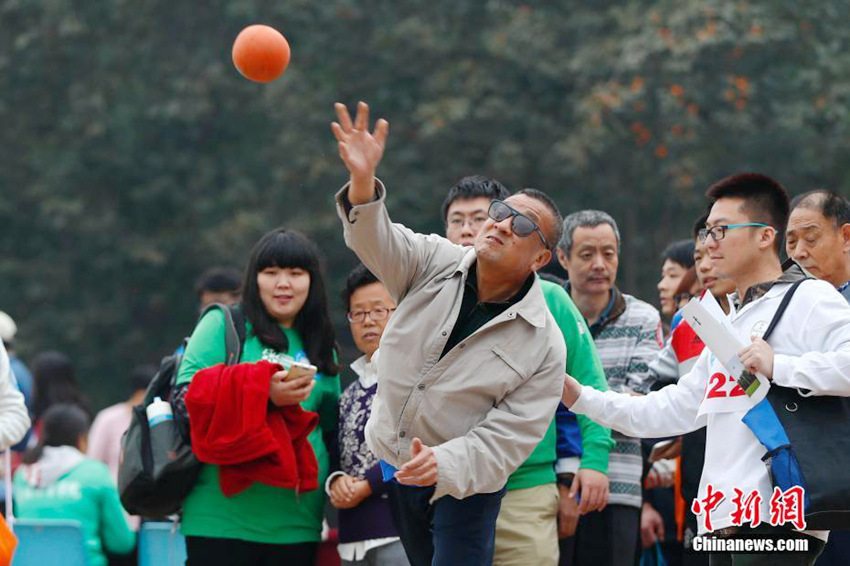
738, 336, 775, 379
395, 438, 438, 486
571, 468, 609, 514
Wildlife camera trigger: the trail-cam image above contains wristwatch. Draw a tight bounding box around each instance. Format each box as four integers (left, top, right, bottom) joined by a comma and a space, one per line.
556, 472, 575, 488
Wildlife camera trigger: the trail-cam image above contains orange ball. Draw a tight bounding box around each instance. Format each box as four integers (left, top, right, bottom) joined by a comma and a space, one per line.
232, 25, 291, 83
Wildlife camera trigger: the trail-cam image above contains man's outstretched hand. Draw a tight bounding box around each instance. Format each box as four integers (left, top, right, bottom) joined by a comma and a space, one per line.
331, 101, 389, 205
395, 438, 438, 487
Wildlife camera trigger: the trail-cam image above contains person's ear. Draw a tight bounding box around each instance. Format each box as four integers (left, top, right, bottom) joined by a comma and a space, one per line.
760, 226, 776, 251
530, 249, 553, 273
556, 248, 569, 271
78, 434, 88, 453
841, 223, 850, 255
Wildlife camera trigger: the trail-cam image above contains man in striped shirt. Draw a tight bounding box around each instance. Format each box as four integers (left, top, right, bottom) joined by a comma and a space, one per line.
556, 210, 663, 566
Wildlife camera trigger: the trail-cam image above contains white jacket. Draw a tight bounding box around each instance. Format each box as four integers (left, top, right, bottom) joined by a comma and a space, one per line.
0, 339, 30, 449
572, 278, 850, 539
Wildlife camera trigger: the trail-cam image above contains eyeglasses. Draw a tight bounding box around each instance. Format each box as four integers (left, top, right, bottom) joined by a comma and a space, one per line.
698, 223, 770, 243
488, 200, 549, 248
448, 215, 488, 230
346, 307, 396, 323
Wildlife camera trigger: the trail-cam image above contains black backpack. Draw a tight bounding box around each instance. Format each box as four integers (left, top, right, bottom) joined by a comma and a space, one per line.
747, 279, 850, 529
117, 303, 245, 517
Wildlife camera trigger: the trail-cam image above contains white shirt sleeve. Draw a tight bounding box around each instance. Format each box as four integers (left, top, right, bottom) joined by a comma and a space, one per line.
571, 348, 709, 438
0, 340, 31, 449
772, 280, 850, 396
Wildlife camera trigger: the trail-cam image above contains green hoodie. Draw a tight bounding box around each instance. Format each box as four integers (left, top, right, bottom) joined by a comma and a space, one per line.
14, 447, 135, 566
505, 279, 614, 491
176, 308, 340, 545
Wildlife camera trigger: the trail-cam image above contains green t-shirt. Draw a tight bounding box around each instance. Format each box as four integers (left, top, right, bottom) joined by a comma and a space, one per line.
176, 309, 340, 544
14, 456, 136, 566
505, 279, 613, 491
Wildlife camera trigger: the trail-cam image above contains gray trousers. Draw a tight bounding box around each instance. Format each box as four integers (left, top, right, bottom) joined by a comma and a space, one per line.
342, 540, 410, 566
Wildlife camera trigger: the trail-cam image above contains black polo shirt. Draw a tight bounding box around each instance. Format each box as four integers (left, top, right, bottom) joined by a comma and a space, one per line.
440, 263, 534, 358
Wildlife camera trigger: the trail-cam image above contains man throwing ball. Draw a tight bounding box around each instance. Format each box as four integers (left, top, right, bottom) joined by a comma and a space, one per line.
331, 101, 567, 566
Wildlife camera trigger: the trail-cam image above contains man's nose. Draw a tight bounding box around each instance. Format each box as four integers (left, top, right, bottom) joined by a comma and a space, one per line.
791, 241, 808, 260
494, 217, 513, 234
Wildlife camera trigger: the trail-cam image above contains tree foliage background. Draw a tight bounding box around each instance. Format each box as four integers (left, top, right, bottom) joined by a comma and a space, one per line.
1, 0, 848, 408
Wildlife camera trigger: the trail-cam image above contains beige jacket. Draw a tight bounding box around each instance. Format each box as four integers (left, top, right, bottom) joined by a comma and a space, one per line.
336, 181, 566, 501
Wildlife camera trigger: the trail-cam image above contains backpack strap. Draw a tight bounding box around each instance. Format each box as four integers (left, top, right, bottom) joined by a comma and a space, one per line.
228, 305, 246, 363
761, 279, 808, 343
199, 303, 246, 366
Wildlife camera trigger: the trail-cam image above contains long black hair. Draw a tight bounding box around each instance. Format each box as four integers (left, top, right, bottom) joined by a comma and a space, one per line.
23, 403, 90, 465
241, 228, 340, 376
31, 351, 89, 421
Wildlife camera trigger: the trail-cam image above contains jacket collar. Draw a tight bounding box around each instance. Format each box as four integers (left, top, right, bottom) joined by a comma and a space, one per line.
350, 354, 378, 389
446, 249, 548, 329
729, 259, 808, 312
590, 286, 626, 336
444, 247, 478, 279
563, 282, 626, 335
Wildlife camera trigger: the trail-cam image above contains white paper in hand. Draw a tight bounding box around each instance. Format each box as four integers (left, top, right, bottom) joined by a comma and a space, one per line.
681, 293, 770, 407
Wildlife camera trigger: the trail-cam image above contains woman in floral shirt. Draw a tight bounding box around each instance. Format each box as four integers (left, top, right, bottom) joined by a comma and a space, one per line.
326, 264, 408, 566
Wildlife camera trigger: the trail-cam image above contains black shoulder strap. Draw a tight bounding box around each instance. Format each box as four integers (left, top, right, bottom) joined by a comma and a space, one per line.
199, 303, 246, 365
761, 279, 808, 343
228, 305, 246, 363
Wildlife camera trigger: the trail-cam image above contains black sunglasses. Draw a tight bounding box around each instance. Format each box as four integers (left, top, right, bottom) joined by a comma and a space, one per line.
488, 200, 549, 249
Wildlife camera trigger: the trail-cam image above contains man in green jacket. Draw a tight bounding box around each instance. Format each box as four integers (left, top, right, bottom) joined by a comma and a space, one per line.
440, 175, 614, 565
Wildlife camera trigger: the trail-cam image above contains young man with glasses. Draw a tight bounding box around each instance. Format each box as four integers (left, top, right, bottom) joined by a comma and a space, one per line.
331, 102, 568, 566
441, 179, 613, 566
562, 173, 850, 565
642, 213, 737, 565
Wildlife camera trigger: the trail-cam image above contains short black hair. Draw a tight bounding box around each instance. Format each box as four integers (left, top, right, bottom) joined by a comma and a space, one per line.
194, 267, 242, 297
129, 364, 157, 396
342, 264, 380, 312
662, 239, 695, 268
515, 188, 563, 252
705, 173, 790, 254
790, 190, 850, 229
693, 212, 710, 240
440, 176, 510, 223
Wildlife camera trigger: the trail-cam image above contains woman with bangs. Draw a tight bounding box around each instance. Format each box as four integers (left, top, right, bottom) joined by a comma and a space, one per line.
176, 228, 341, 566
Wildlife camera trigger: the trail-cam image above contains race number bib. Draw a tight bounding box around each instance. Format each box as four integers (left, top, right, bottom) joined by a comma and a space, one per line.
697, 354, 755, 415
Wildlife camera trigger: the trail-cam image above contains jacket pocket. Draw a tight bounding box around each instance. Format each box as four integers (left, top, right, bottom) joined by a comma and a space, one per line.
490, 346, 530, 401
491, 346, 531, 381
